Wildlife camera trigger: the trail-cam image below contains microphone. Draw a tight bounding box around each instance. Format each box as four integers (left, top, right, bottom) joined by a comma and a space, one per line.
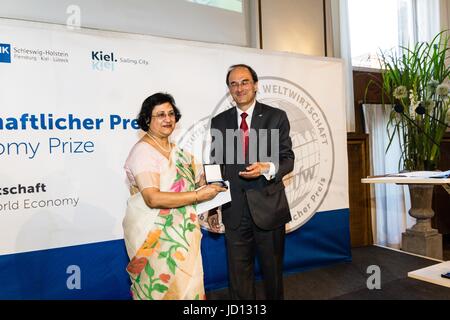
392, 103, 440, 147
394, 103, 404, 113
414, 104, 426, 115
415, 102, 450, 128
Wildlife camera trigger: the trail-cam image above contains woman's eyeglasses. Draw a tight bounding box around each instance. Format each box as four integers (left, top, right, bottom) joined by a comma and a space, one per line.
152, 111, 176, 120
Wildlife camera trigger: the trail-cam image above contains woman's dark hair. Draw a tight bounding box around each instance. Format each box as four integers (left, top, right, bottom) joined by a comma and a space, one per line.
137, 92, 181, 131
225, 64, 258, 85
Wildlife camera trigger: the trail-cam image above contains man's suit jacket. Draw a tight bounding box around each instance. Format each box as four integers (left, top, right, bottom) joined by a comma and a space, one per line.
210, 101, 294, 230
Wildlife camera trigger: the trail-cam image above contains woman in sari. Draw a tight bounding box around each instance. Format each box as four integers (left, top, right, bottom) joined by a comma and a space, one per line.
123, 92, 225, 300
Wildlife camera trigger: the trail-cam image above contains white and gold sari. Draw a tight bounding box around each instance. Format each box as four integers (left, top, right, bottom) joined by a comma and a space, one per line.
123, 141, 205, 300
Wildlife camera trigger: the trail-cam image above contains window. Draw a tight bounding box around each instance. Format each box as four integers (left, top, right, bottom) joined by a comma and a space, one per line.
348, 0, 440, 68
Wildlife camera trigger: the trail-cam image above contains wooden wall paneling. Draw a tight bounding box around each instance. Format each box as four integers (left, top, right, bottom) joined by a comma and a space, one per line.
347, 133, 373, 246
346, 70, 382, 247
352, 70, 384, 133
432, 134, 450, 234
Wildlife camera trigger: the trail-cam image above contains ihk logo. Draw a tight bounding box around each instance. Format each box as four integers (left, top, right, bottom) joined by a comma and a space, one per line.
91, 50, 117, 71
0, 43, 11, 63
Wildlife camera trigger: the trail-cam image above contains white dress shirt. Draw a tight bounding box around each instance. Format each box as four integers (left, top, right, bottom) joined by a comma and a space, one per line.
236, 100, 276, 180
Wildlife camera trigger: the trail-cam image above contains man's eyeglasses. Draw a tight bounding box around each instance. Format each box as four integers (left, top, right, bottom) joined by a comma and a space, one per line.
151, 111, 176, 120
229, 79, 253, 90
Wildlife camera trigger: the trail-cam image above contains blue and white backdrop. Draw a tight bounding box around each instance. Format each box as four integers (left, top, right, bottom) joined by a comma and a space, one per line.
0, 19, 350, 299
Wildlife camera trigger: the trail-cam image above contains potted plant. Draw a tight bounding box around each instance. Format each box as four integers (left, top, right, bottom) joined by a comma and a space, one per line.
365, 31, 450, 259
377, 31, 450, 172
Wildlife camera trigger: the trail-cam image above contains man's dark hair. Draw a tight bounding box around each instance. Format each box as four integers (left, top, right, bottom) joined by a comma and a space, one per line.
137, 92, 181, 131
225, 64, 258, 86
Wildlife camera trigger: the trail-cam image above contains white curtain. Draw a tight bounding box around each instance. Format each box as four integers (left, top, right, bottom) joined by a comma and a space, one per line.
328, 0, 356, 132
322, 0, 442, 134
398, 0, 440, 48
416, 0, 440, 42
362, 104, 415, 248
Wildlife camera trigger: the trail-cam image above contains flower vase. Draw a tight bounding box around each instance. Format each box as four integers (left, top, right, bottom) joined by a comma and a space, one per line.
401, 184, 443, 259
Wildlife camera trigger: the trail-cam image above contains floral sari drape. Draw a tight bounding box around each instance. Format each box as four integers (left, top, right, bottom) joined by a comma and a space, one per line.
123, 144, 204, 300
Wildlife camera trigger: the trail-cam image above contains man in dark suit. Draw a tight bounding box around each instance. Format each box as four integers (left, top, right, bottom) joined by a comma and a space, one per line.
209, 64, 294, 300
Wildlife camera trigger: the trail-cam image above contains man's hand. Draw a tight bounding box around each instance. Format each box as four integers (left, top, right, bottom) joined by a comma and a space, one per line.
239, 162, 270, 179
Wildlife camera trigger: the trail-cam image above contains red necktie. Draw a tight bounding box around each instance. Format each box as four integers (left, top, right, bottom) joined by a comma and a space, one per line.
240, 112, 249, 160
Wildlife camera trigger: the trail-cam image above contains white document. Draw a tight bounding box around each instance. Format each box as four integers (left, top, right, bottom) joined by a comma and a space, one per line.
195, 181, 231, 215
388, 170, 450, 178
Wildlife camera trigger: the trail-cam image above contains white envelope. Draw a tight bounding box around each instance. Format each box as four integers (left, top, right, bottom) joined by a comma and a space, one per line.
195, 181, 231, 215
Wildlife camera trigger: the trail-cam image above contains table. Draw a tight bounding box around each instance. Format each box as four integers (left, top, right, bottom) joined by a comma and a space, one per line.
361, 177, 449, 258
361, 176, 450, 194
408, 260, 450, 288
361, 176, 449, 256
362, 176, 450, 287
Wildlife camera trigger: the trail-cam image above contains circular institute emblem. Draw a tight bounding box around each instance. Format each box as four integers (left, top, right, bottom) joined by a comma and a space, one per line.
179, 77, 334, 233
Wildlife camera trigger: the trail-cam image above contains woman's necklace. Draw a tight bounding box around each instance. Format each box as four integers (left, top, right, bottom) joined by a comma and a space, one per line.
146, 132, 172, 153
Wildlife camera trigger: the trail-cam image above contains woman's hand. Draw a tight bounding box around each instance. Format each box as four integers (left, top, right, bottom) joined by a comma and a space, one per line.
196, 184, 227, 202
195, 173, 206, 188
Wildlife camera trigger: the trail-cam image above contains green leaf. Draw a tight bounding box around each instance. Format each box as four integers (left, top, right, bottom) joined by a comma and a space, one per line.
144, 284, 153, 299
136, 274, 141, 284
167, 256, 177, 274
195, 294, 200, 300
153, 283, 168, 293
187, 223, 196, 232
158, 251, 168, 259
165, 214, 173, 227
176, 151, 188, 162
145, 262, 154, 278
178, 206, 186, 216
